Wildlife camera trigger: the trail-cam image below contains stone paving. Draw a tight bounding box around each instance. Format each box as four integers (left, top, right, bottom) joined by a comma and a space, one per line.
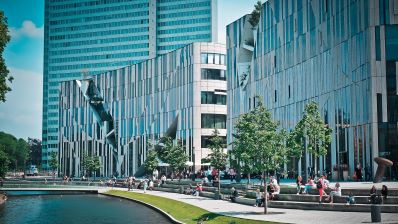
108, 187, 398, 224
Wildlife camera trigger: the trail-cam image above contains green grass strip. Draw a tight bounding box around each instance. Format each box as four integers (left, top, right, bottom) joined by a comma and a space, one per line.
104, 190, 278, 224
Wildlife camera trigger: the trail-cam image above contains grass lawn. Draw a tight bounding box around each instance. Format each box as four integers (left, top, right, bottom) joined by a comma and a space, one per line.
104, 190, 278, 224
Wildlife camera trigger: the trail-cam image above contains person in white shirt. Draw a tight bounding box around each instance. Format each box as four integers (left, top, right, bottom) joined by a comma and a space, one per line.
326, 182, 341, 203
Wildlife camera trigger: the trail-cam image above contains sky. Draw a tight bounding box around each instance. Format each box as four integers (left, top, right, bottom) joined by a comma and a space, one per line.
0, 0, 257, 140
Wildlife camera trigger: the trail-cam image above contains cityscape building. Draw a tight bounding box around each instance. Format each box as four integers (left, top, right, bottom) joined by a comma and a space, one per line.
42, 0, 217, 169
227, 0, 398, 179
59, 42, 226, 177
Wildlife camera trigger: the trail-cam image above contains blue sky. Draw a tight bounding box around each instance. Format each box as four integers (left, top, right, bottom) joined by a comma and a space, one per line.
0, 0, 257, 140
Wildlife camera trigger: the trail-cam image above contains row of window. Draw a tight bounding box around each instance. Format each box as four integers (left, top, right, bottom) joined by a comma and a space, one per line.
201, 53, 226, 65
49, 0, 143, 10
201, 135, 226, 148
157, 44, 186, 51
50, 19, 148, 33
50, 35, 148, 49
50, 11, 148, 26
157, 1, 210, 11
50, 43, 149, 57
158, 17, 210, 27
50, 27, 148, 41
158, 34, 210, 43
201, 114, 226, 129
50, 57, 147, 71
157, 25, 210, 35
50, 3, 148, 18
201, 68, 226, 80
157, 9, 210, 19
50, 51, 148, 64
201, 91, 226, 105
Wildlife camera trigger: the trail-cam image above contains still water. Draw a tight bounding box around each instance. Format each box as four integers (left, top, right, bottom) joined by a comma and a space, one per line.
0, 192, 172, 224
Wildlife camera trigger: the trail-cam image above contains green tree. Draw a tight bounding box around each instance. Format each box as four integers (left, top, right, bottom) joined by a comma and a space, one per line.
206, 129, 227, 195
0, 10, 12, 102
230, 111, 257, 184
232, 97, 290, 214
82, 154, 102, 180
0, 132, 29, 171
0, 148, 9, 177
158, 137, 188, 180
49, 151, 58, 179
288, 102, 332, 177
248, 1, 262, 27
27, 138, 42, 166
144, 149, 159, 176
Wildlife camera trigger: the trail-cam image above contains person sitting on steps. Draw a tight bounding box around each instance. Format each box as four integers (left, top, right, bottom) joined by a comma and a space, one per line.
326, 182, 341, 204
230, 187, 238, 203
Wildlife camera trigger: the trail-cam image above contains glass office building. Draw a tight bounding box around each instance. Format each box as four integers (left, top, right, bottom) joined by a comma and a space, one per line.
227, 0, 398, 180
43, 0, 217, 169
59, 42, 226, 177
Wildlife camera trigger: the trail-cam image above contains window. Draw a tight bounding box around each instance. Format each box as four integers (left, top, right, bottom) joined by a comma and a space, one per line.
214, 54, 220, 64
274, 90, 277, 102
201, 91, 226, 105
201, 136, 227, 148
208, 53, 214, 64
288, 85, 291, 98
201, 69, 226, 80
201, 53, 207, 64
200, 53, 226, 65
201, 114, 226, 129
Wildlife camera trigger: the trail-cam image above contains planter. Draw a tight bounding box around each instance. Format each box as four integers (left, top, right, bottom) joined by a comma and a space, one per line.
333, 171, 339, 180
343, 171, 349, 181
371, 205, 381, 222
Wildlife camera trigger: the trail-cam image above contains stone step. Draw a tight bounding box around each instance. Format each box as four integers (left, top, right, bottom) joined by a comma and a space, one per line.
154, 187, 398, 213
268, 201, 398, 213
273, 194, 398, 204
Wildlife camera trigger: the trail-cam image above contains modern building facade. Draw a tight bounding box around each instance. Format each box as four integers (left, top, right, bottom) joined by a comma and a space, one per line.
59, 42, 226, 177
227, 1, 398, 180
43, 0, 218, 169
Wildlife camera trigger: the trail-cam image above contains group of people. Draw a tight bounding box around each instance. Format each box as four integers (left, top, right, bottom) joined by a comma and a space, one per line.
369, 185, 389, 204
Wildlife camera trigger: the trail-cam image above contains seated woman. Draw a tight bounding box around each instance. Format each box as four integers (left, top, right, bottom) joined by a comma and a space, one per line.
381, 185, 388, 200
303, 178, 315, 194
296, 176, 304, 195
230, 187, 238, 202
326, 182, 341, 203
267, 183, 278, 200
346, 192, 356, 205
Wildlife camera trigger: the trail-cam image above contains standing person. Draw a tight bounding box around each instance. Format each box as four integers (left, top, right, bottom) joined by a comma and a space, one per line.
296, 176, 303, 195
143, 179, 148, 193
355, 163, 362, 181
160, 175, 166, 185
153, 169, 159, 180
317, 176, 325, 204
229, 168, 235, 182
326, 182, 341, 203
254, 188, 262, 207
128, 176, 133, 191
369, 185, 377, 203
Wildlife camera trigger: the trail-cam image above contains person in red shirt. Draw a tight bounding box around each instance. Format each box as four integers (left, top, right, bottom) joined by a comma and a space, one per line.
317, 176, 325, 204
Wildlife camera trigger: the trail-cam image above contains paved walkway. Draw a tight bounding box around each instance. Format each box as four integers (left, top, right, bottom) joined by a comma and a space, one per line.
105, 187, 398, 224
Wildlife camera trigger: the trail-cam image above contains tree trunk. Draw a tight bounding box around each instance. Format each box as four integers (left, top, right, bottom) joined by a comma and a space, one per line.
314, 157, 318, 178
263, 171, 268, 214
218, 169, 221, 197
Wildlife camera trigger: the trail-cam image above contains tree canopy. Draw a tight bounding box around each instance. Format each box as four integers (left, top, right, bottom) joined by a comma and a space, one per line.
288, 102, 332, 174
248, 1, 262, 27
0, 131, 29, 171
82, 154, 101, 179
158, 137, 188, 175
144, 147, 159, 175
207, 129, 227, 172
0, 10, 12, 102
49, 151, 58, 172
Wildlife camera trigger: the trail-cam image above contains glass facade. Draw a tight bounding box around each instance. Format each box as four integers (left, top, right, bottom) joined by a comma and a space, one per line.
42, 0, 217, 169
59, 43, 226, 177
227, 0, 398, 180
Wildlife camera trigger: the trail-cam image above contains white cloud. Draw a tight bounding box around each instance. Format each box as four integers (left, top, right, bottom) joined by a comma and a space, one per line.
0, 67, 42, 139
9, 20, 44, 39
